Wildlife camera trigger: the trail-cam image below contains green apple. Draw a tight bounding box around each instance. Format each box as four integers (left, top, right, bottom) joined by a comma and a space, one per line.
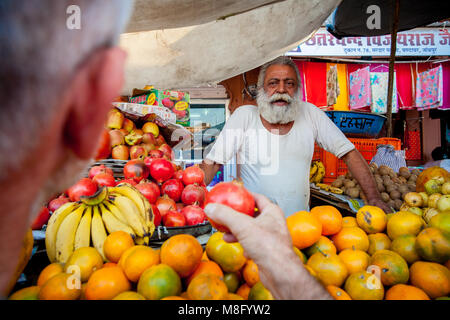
436, 195, 450, 213
424, 179, 442, 195
407, 206, 423, 217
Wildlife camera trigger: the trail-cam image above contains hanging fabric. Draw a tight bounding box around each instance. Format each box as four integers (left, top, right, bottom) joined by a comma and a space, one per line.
439, 61, 450, 110
349, 66, 371, 110
293, 60, 308, 102
415, 65, 443, 111
395, 63, 414, 110
326, 63, 349, 111
369, 71, 399, 114
326, 65, 340, 108
302, 62, 328, 108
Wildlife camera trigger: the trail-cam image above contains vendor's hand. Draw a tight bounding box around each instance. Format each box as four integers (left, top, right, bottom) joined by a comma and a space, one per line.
368, 197, 394, 214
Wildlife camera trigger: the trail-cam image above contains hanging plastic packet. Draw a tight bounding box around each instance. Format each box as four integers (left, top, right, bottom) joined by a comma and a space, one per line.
370, 144, 406, 173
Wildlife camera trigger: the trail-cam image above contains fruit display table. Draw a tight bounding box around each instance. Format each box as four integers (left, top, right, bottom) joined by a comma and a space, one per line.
310, 185, 365, 216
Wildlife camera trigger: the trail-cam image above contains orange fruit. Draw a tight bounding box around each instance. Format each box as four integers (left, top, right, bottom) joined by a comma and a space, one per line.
205, 232, 247, 273
39, 273, 82, 300
409, 261, 450, 298
385, 284, 430, 300
367, 233, 391, 255
286, 211, 322, 249
429, 212, 450, 234
390, 235, 420, 264
305, 236, 337, 257
326, 285, 352, 300
85, 266, 131, 300
338, 248, 370, 274
160, 234, 203, 278
201, 250, 209, 261
344, 271, 384, 300
161, 296, 186, 300
137, 264, 182, 300
103, 231, 135, 263
415, 227, 450, 264
342, 216, 357, 228
248, 282, 274, 300
187, 274, 228, 300
186, 260, 224, 286
113, 291, 146, 300
293, 247, 307, 263
370, 250, 409, 286
118, 245, 159, 282
311, 205, 342, 236
387, 211, 424, 240
8, 286, 40, 300
65, 247, 104, 282
332, 227, 369, 252
227, 293, 244, 300
242, 259, 260, 287
356, 205, 387, 234
236, 283, 251, 300
103, 262, 118, 268
223, 272, 240, 293
306, 252, 348, 287
37, 263, 64, 286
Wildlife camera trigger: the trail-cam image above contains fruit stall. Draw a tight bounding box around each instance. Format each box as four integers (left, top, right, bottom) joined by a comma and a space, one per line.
6, 2, 450, 302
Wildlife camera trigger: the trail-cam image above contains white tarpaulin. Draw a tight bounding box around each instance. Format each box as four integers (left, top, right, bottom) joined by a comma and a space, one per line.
126, 0, 288, 33
120, 0, 341, 93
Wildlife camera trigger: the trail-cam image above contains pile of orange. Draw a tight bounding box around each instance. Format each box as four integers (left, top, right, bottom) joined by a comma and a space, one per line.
286, 205, 450, 300
8, 230, 273, 300
8, 204, 450, 301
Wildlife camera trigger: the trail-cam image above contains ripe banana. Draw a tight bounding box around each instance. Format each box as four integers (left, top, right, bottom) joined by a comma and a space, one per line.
91, 205, 108, 261
103, 200, 128, 225
99, 203, 136, 238
310, 162, 318, 180
312, 161, 326, 184
110, 195, 147, 237
45, 202, 80, 263
55, 204, 86, 263
109, 185, 147, 220
316, 183, 331, 191
329, 187, 344, 195
74, 206, 92, 251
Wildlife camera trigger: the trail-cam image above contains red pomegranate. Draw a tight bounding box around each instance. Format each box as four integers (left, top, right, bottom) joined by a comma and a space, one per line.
181, 205, 206, 226
182, 165, 205, 186
135, 181, 161, 204
181, 184, 206, 207
149, 158, 175, 183
161, 179, 184, 202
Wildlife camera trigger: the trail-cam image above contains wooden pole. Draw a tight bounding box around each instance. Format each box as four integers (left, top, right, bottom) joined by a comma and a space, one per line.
386, 0, 400, 137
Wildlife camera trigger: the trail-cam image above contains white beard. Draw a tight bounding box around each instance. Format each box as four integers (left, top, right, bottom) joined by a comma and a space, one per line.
29, 149, 92, 223
257, 88, 302, 124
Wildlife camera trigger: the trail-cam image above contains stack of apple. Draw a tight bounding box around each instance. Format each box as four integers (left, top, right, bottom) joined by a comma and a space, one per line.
101, 108, 170, 161
119, 158, 208, 229
399, 179, 450, 223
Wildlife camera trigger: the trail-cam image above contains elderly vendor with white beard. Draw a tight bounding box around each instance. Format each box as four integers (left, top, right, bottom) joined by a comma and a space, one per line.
201, 56, 391, 216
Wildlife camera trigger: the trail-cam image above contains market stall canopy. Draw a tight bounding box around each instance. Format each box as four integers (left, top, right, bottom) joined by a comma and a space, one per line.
327, 0, 450, 38
120, 0, 341, 93
126, 0, 292, 33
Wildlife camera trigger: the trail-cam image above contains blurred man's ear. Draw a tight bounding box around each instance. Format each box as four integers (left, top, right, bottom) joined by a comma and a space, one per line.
63, 47, 127, 159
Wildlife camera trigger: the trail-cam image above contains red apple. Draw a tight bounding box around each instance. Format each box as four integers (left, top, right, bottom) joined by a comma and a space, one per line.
106, 109, 124, 129
142, 132, 157, 145
67, 178, 98, 202
159, 144, 175, 161
122, 118, 136, 133
111, 145, 129, 160
129, 145, 148, 160
31, 206, 51, 230
93, 173, 116, 187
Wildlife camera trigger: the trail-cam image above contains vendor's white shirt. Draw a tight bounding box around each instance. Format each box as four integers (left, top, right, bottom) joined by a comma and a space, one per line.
205, 103, 355, 217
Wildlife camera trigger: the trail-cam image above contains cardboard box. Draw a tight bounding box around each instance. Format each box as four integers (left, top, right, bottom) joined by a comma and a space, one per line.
129, 88, 190, 127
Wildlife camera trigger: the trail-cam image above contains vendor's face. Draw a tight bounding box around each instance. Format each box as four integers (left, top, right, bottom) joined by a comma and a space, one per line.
263, 65, 298, 105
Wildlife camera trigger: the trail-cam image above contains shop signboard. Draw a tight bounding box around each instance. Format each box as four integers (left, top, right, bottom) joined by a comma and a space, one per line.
288, 27, 450, 57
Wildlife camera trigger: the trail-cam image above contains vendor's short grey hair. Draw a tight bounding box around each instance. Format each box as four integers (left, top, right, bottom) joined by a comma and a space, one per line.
0, 0, 133, 180
257, 56, 302, 91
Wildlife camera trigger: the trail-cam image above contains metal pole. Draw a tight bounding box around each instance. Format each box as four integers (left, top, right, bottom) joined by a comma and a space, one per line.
386, 0, 400, 137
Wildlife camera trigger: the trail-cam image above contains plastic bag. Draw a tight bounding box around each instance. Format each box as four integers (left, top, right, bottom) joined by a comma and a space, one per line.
370, 144, 406, 173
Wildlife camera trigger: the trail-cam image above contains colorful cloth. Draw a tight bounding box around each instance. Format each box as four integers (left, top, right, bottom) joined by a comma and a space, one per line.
326, 65, 340, 107
369, 72, 398, 114
439, 61, 450, 110
302, 62, 328, 108
349, 66, 371, 110
415, 65, 443, 110
395, 63, 414, 109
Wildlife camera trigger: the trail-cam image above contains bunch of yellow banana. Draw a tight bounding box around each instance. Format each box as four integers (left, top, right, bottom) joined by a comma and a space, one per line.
315, 183, 344, 195
310, 161, 326, 184
45, 184, 155, 263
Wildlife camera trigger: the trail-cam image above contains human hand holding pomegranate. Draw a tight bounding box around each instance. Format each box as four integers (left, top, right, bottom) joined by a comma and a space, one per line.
204, 193, 332, 300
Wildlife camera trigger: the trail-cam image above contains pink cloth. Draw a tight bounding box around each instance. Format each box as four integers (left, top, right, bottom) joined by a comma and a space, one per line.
416, 65, 443, 111
395, 63, 414, 109
349, 66, 371, 110
439, 61, 450, 110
